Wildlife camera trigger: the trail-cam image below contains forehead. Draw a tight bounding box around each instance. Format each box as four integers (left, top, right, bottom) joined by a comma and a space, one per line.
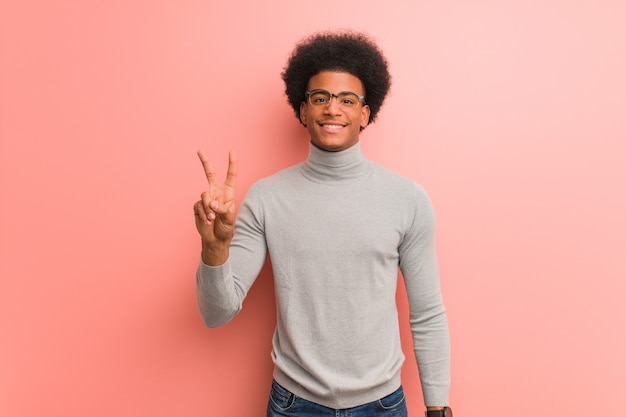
307, 71, 364, 93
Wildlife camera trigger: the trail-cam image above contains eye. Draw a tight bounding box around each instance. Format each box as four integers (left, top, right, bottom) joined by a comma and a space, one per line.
309, 92, 330, 105
341, 98, 356, 106
339, 93, 359, 107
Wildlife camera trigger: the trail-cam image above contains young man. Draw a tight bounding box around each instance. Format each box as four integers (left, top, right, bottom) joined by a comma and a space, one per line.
194, 31, 452, 417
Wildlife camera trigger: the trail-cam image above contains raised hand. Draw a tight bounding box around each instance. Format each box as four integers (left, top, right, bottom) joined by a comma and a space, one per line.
194, 150, 238, 265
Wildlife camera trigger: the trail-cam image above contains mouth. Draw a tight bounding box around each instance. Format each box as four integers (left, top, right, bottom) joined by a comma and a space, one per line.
318, 122, 347, 131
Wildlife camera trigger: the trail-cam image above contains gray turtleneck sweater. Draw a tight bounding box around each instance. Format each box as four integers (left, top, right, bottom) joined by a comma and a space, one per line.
196, 142, 450, 409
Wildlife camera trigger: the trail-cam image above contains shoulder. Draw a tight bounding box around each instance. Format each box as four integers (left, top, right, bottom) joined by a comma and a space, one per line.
251, 164, 302, 190
243, 163, 303, 200
371, 163, 437, 233
371, 162, 431, 202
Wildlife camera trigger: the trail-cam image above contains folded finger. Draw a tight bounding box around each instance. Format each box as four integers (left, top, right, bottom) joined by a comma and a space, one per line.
199, 192, 216, 224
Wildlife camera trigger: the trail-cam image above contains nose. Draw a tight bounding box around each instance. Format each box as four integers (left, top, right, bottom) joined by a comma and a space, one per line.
323, 95, 342, 114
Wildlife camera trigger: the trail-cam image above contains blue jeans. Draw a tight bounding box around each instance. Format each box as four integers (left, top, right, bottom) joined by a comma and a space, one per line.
266, 380, 408, 417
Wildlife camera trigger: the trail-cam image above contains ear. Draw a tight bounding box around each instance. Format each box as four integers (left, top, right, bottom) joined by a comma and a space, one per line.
360, 105, 371, 129
299, 101, 308, 126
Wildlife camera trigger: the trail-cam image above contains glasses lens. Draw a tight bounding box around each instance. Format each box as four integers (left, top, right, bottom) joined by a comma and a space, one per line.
308, 90, 331, 106
336, 92, 360, 107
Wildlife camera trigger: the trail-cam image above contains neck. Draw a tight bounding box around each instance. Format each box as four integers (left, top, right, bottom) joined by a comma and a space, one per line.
301, 141, 370, 183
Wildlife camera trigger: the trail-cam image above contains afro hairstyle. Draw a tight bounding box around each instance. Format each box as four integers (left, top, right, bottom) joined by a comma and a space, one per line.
281, 30, 391, 128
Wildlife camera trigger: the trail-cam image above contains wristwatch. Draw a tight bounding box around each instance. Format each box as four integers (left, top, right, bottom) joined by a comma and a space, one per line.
426, 407, 453, 417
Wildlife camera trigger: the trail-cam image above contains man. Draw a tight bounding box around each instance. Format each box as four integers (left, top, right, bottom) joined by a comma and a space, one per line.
194, 31, 452, 417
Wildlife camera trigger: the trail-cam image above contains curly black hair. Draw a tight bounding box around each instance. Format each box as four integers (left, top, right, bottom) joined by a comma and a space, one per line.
281, 30, 391, 128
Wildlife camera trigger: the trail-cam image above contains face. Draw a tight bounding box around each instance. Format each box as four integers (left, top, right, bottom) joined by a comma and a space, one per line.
299, 71, 370, 152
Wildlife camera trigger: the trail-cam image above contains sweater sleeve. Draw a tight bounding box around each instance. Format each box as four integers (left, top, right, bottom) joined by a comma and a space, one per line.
196, 183, 268, 328
398, 184, 450, 406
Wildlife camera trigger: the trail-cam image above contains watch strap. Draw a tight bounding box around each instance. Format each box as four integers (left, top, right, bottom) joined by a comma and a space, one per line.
426, 407, 452, 417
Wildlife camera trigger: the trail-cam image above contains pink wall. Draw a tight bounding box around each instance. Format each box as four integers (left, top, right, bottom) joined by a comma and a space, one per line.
1, 1, 625, 415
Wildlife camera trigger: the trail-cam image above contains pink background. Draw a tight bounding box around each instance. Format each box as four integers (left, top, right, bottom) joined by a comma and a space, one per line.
1, 1, 625, 416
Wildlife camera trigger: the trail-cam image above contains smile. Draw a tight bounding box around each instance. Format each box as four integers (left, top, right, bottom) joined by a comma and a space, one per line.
319, 123, 346, 130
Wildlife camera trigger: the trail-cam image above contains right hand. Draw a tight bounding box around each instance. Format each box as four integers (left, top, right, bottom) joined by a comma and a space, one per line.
194, 150, 238, 256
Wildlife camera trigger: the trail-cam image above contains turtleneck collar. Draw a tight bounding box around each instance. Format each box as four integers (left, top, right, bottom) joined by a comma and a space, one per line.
300, 141, 371, 183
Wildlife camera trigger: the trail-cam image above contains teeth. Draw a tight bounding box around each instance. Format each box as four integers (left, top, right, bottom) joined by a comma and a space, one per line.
323, 124, 343, 130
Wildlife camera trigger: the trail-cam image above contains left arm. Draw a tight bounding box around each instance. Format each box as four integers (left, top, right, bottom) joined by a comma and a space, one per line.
398, 185, 451, 408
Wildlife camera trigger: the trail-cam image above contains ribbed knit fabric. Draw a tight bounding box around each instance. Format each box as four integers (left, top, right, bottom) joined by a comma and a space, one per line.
196, 141, 450, 409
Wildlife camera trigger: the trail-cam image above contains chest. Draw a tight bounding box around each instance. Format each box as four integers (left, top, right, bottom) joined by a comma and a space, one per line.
263, 183, 408, 262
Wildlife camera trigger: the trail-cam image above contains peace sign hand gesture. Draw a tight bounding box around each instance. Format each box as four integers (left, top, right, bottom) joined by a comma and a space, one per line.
194, 149, 238, 265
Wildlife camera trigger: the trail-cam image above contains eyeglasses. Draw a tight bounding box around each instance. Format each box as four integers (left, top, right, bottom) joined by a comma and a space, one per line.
305, 89, 366, 109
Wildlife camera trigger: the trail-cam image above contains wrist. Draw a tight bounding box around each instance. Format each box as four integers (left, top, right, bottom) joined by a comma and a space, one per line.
201, 240, 230, 266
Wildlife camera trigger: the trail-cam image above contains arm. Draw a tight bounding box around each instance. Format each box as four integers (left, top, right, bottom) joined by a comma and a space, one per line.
193, 150, 266, 327
195, 182, 268, 327
399, 185, 451, 408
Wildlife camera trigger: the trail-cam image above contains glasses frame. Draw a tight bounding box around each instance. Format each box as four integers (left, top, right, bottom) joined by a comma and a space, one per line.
304, 89, 366, 109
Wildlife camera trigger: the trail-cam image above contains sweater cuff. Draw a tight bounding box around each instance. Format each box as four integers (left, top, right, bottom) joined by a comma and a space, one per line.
197, 256, 231, 287
422, 384, 450, 407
